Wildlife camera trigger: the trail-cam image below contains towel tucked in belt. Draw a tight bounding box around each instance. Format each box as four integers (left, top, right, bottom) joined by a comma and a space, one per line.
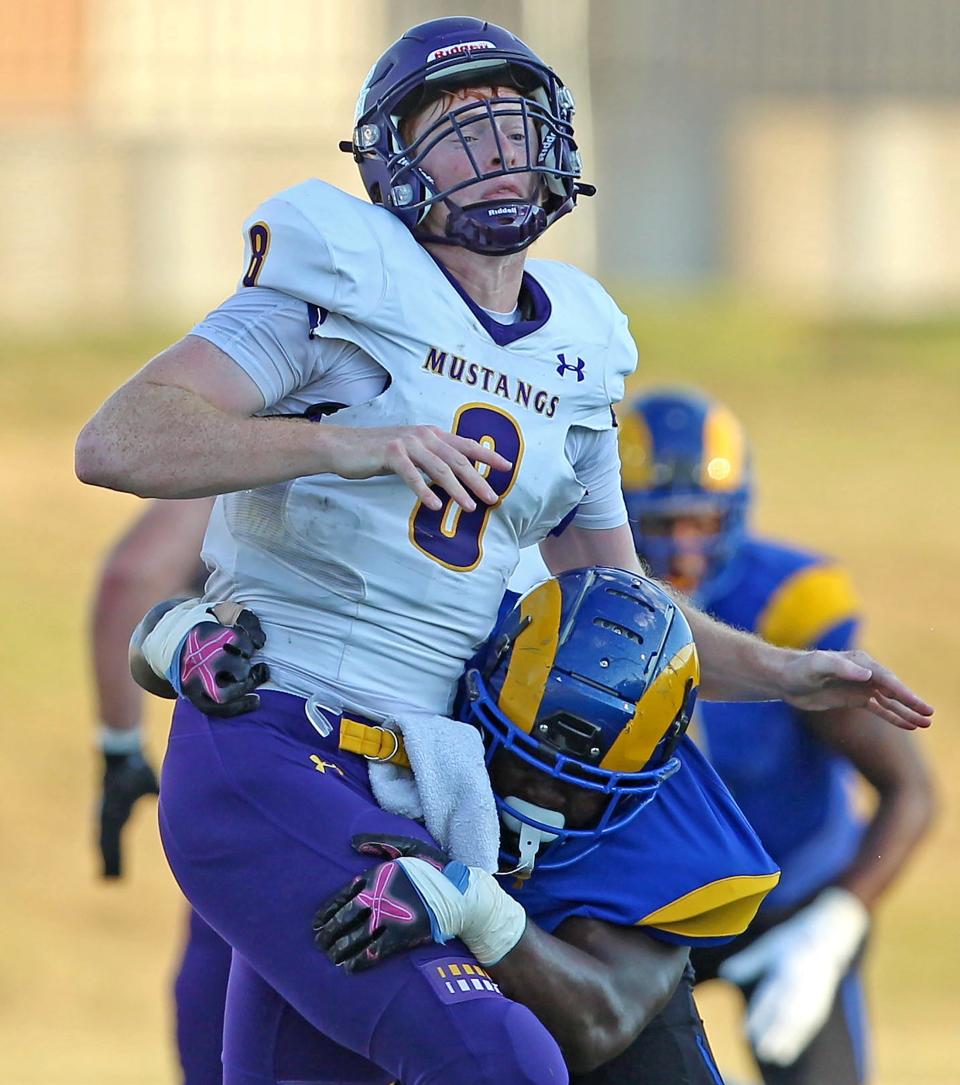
302, 680, 501, 873
367, 713, 501, 873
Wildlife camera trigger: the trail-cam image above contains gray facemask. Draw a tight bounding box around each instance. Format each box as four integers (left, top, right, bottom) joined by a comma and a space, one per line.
498, 795, 566, 879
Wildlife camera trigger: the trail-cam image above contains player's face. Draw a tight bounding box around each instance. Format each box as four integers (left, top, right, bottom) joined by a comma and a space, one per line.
488, 748, 607, 831
638, 509, 725, 593
406, 86, 541, 236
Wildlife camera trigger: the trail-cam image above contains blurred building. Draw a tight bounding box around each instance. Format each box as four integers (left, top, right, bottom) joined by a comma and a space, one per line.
2, 0, 960, 322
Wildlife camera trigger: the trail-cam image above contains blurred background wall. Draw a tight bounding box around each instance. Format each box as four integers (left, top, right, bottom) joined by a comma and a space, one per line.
4, 0, 960, 322
1, 4, 958, 1085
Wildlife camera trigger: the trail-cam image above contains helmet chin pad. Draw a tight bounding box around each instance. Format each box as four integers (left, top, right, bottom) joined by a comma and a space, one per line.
421, 198, 551, 256
500, 795, 565, 875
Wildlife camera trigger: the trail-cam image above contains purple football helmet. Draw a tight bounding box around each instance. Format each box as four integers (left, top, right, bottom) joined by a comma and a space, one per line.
342, 17, 594, 256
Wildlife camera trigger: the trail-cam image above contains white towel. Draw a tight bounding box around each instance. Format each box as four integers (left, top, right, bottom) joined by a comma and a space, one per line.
368, 713, 501, 873
301, 679, 501, 873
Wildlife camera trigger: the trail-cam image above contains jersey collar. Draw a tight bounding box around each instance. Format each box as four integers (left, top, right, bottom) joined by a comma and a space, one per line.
432, 258, 553, 346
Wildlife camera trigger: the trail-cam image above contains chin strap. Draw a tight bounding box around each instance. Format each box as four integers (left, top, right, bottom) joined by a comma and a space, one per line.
496, 796, 565, 881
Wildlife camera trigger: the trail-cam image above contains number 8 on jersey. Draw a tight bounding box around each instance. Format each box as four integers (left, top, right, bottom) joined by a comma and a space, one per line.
410, 404, 523, 572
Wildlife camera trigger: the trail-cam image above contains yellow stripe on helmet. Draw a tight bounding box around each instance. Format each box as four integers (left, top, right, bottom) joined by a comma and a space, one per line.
601, 641, 700, 772
498, 578, 563, 735
701, 403, 747, 492
616, 405, 654, 489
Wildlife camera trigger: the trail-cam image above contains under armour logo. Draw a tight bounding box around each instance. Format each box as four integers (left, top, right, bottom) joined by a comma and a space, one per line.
556, 353, 586, 381
310, 754, 344, 776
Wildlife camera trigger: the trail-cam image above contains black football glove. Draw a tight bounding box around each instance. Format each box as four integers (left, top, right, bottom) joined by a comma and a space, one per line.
99, 749, 160, 878
177, 604, 270, 718
313, 834, 449, 974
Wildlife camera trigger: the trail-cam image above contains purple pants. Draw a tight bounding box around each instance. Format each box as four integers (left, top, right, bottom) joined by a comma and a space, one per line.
159, 691, 566, 1085
174, 908, 231, 1084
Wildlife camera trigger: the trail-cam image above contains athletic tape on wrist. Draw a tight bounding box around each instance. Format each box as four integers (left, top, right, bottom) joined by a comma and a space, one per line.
459, 866, 527, 965
139, 598, 214, 694
396, 857, 526, 966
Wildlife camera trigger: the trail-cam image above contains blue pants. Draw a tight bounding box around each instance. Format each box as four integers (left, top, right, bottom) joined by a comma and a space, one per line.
159, 691, 566, 1085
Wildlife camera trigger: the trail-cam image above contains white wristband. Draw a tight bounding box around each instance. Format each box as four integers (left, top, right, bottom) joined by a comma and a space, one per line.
396, 858, 527, 966
140, 598, 212, 680
98, 725, 144, 755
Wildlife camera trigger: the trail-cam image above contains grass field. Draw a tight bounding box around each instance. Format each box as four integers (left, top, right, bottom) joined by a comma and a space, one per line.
2, 299, 958, 1084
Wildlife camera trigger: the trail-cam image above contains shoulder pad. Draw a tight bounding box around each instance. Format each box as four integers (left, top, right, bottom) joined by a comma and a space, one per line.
529, 260, 638, 425
237, 181, 406, 318
757, 563, 860, 650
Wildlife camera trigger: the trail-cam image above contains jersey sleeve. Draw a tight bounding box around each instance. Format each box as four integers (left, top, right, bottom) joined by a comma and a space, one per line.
756, 563, 861, 651
574, 298, 639, 431
524, 739, 781, 947
565, 427, 629, 530
189, 287, 319, 408
238, 181, 390, 319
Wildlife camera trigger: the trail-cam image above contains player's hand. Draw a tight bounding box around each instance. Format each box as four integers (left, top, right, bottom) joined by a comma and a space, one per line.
312, 850, 445, 973
718, 887, 869, 1066
779, 649, 933, 730
323, 424, 512, 513
99, 748, 160, 878
313, 834, 526, 973
177, 603, 270, 718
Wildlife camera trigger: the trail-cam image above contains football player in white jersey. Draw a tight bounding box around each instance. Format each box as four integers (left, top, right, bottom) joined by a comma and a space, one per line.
75, 17, 931, 1085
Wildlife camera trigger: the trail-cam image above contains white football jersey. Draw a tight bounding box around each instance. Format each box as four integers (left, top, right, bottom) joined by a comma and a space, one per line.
200, 180, 636, 714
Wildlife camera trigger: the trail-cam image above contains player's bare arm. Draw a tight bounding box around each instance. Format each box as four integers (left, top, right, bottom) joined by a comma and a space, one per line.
802, 706, 936, 907
491, 916, 688, 1073
93, 498, 213, 878
313, 832, 687, 1075
539, 520, 934, 728
716, 705, 938, 1066
93, 498, 214, 732
75, 335, 510, 510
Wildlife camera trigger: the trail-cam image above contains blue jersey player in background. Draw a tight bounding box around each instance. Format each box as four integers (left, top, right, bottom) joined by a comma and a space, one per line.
616, 388, 937, 1085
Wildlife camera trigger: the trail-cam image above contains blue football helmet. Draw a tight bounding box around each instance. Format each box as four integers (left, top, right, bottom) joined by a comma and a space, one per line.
619, 389, 752, 604
460, 567, 699, 873
343, 17, 593, 255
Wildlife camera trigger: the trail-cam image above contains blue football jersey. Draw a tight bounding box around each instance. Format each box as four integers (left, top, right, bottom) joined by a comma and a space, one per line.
696, 536, 865, 910
506, 737, 780, 947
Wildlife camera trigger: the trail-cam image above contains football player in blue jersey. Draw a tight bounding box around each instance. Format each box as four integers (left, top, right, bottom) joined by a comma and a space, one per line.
90, 498, 231, 1085
614, 388, 937, 1085
76, 16, 931, 1085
